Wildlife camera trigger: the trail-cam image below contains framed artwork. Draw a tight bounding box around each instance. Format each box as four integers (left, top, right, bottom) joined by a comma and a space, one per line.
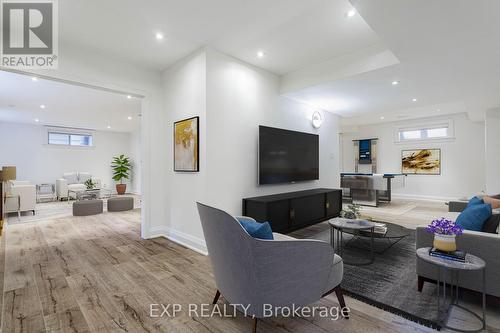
401, 149, 441, 175
174, 116, 199, 172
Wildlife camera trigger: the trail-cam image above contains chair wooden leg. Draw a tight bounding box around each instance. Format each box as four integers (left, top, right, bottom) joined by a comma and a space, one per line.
252, 318, 258, 333
212, 289, 221, 304
334, 286, 349, 319
417, 275, 424, 292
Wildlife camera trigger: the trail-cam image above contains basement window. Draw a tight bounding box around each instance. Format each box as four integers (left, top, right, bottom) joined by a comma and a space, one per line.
48, 131, 93, 147
397, 121, 453, 143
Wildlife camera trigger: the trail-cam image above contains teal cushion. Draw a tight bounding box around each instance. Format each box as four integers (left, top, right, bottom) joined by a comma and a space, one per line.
466, 196, 484, 208
236, 218, 274, 240
456, 203, 492, 231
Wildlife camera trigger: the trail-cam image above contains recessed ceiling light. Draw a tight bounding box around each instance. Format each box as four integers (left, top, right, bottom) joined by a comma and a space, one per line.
127, 116, 132, 120
155, 32, 164, 40
257, 50, 266, 58
107, 125, 111, 129
34, 118, 39, 122
40, 104, 45, 109
412, 98, 418, 102
31, 77, 38, 82
391, 80, 399, 86
437, 109, 441, 112
127, 95, 132, 99
346, 9, 356, 17
380, 116, 385, 120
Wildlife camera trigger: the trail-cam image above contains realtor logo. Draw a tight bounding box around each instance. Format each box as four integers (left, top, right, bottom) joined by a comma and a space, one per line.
1, 0, 58, 68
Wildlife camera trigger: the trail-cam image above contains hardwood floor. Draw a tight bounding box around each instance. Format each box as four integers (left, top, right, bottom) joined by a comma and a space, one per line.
0, 209, 451, 332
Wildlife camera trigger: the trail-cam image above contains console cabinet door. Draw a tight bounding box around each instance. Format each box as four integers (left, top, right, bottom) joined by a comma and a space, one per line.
326, 191, 342, 217
266, 200, 290, 232
291, 194, 325, 228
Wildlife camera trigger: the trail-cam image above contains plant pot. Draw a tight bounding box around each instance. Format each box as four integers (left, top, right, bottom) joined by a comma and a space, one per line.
116, 184, 127, 195
433, 233, 457, 252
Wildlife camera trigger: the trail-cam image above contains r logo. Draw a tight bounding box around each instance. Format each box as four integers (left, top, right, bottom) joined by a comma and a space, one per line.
2, 2, 53, 54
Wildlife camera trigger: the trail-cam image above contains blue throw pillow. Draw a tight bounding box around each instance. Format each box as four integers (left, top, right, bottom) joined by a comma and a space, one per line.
456, 203, 492, 231
466, 196, 484, 208
236, 217, 274, 240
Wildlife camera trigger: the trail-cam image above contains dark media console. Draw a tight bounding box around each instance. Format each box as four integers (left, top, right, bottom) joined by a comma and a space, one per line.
242, 188, 342, 233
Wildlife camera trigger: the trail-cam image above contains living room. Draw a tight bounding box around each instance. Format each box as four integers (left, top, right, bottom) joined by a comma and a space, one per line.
0, 0, 499, 332
0, 70, 142, 223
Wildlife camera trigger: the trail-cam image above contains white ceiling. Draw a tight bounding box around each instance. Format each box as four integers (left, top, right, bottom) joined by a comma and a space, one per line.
5, 0, 500, 128
0, 71, 141, 132
59, 0, 380, 74
287, 0, 500, 125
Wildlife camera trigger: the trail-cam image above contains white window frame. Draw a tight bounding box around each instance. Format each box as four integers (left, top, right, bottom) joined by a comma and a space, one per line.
395, 119, 455, 144
44, 126, 95, 148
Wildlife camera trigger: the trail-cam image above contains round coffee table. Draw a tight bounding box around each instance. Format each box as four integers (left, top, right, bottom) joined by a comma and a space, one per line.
329, 218, 376, 266
416, 247, 486, 332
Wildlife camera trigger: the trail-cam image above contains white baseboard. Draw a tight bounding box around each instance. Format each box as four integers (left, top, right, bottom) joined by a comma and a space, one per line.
392, 193, 455, 202
147, 226, 208, 256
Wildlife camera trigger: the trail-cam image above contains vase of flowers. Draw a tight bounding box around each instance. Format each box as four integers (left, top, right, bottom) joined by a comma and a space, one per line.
426, 218, 463, 252
84, 179, 96, 190
340, 203, 362, 220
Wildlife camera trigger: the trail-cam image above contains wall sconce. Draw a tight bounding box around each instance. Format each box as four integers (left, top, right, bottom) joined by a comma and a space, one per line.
312, 111, 323, 129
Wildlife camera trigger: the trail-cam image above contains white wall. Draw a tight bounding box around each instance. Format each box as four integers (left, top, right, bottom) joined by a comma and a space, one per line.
206, 48, 340, 214
341, 113, 486, 200
159, 48, 341, 253
0, 122, 135, 191
485, 109, 500, 194
160, 50, 208, 250
129, 129, 142, 194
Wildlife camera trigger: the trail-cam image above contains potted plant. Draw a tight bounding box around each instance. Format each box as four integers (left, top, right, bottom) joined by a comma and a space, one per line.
84, 178, 96, 190
426, 217, 463, 252
340, 203, 362, 219
111, 154, 131, 195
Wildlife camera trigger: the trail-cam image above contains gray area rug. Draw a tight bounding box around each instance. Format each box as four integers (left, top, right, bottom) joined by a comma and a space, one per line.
290, 221, 448, 329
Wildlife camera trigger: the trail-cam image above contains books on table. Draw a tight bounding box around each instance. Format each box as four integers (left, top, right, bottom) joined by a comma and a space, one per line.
429, 247, 466, 262
372, 222, 388, 235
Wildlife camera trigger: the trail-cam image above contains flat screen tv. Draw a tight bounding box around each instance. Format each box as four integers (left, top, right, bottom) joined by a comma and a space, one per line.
259, 126, 319, 185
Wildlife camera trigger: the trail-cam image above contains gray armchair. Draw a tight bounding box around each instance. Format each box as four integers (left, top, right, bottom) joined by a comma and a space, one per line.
196, 202, 346, 332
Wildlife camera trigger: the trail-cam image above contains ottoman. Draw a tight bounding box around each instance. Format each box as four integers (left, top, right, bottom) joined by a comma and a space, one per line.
107, 196, 134, 212
73, 199, 103, 216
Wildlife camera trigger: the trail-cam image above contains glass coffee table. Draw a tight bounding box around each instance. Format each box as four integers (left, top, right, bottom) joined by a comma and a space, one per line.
329, 217, 411, 265
68, 188, 112, 201
329, 218, 376, 266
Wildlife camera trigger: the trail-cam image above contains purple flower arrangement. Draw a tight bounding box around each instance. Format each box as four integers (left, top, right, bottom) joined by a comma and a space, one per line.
426, 217, 463, 236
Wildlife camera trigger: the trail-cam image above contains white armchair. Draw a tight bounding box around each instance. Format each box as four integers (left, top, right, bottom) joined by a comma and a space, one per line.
56, 172, 101, 200
4, 181, 36, 217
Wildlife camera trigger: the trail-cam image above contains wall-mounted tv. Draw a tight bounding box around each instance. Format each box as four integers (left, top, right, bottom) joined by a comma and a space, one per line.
259, 126, 319, 185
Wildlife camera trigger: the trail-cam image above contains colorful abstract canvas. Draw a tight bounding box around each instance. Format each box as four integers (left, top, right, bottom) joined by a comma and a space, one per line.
174, 116, 199, 172
402, 149, 441, 175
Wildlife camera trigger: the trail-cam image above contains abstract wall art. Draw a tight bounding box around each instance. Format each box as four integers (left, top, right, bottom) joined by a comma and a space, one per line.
174, 116, 199, 172
401, 149, 441, 175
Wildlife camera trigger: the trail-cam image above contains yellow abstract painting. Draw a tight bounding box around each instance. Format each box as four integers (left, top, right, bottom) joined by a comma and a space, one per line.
174, 116, 199, 172
402, 149, 441, 175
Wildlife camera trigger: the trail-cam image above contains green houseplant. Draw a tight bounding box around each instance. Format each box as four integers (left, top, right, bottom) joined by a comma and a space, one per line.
111, 154, 131, 195
84, 178, 96, 190
340, 203, 362, 220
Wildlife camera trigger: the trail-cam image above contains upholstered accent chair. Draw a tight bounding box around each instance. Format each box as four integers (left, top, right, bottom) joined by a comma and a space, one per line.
4, 180, 36, 217
196, 202, 346, 332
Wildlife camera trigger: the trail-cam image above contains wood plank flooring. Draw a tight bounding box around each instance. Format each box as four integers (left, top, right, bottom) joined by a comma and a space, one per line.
0, 209, 464, 332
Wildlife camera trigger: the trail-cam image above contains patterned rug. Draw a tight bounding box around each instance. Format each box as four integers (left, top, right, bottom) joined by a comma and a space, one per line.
290, 221, 448, 329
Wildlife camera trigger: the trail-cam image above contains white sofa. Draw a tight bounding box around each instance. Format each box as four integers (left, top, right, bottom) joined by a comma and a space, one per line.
4, 180, 36, 217
56, 172, 101, 200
